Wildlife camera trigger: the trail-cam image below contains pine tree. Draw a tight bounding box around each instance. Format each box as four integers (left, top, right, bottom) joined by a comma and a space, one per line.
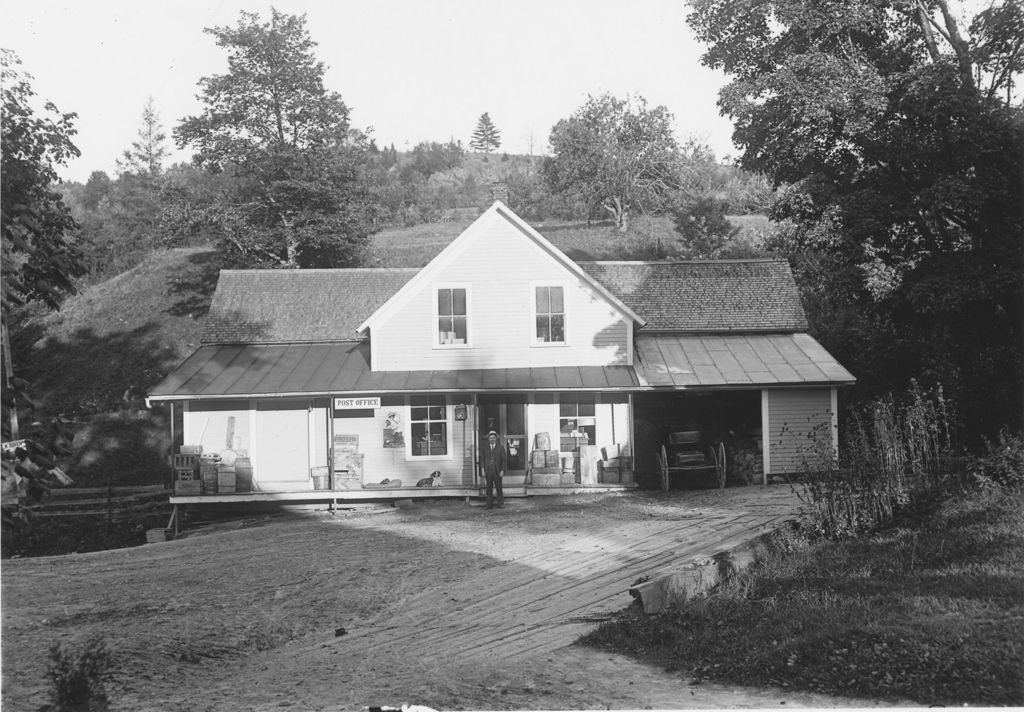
117, 97, 167, 176
470, 112, 501, 153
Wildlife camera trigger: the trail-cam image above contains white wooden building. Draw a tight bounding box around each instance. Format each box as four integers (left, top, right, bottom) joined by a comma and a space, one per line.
148, 202, 854, 505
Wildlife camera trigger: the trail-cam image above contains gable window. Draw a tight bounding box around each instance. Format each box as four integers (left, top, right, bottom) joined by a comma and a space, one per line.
534, 285, 565, 344
410, 395, 448, 457
436, 286, 468, 346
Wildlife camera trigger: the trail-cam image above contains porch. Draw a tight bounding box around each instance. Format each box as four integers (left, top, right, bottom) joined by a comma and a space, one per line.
168, 480, 636, 506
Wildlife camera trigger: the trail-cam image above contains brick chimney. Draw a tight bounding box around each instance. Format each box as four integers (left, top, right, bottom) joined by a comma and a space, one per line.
490, 181, 509, 205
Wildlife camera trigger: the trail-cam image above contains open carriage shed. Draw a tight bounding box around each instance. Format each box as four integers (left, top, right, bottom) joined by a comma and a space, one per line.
148, 202, 854, 507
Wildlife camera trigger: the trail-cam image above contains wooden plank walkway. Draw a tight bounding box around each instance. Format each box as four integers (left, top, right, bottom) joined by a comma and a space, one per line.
299, 488, 800, 666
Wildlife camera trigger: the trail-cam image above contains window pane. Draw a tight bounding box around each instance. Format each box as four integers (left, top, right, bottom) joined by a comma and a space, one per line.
428, 405, 445, 420
551, 314, 565, 342
578, 401, 596, 417
550, 286, 563, 313
452, 288, 466, 316
535, 286, 549, 313
412, 422, 429, 456
438, 289, 452, 316
429, 422, 447, 455
559, 402, 577, 417
438, 317, 451, 343
453, 316, 467, 342
411, 406, 427, 421
536, 315, 549, 341
411, 396, 429, 407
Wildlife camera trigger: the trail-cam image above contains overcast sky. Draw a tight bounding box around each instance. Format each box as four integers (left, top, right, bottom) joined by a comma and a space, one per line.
2, 0, 738, 184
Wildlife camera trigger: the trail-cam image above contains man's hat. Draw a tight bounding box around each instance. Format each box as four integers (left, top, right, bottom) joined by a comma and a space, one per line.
486, 430, 498, 437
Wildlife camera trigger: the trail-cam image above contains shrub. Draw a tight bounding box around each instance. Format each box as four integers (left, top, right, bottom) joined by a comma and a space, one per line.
970, 429, 1024, 488
46, 636, 113, 711
795, 382, 964, 538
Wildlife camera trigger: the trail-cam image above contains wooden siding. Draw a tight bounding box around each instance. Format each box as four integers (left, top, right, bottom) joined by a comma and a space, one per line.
183, 400, 252, 458
179, 393, 633, 494
765, 388, 834, 475
372, 213, 630, 371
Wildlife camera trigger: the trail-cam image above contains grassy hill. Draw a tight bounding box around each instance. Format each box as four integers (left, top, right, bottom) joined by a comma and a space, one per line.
10, 213, 769, 487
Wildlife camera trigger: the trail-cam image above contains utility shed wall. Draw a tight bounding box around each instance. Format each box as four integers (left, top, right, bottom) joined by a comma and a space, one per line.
764, 388, 835, 475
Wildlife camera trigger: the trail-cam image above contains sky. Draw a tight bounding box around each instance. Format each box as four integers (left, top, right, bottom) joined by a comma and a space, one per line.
2, 0, 738, 184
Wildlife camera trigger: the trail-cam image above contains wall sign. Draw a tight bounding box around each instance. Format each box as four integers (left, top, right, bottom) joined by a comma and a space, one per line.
334, 396, 381, 410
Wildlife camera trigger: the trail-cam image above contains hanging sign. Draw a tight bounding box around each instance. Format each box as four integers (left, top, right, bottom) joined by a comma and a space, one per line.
334, 396, 381, 410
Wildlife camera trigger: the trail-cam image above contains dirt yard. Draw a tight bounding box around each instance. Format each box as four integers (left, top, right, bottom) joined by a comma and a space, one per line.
2, 489, 902, 710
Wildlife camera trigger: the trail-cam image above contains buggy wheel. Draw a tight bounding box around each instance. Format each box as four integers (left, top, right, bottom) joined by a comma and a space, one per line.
659, 445, 670, 492
716, 441, 727, 489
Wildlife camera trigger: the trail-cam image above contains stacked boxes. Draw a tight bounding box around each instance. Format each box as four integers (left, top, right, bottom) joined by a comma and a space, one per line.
530, 432, 562, 484
199, 457, 219, 494
598, 444, 634, 484
172, 447, 202, 495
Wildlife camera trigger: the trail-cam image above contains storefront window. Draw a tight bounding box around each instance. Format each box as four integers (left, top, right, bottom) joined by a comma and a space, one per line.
559, 398, 596, 445
411, 395, 447, 456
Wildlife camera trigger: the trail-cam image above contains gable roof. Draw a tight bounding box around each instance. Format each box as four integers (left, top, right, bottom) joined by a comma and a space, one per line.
202, 269, 416, 344
356, 201, 645, 333
578, 260, 807, 333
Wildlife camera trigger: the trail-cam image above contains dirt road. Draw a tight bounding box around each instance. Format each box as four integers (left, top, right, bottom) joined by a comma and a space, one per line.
2, 488, 900, 710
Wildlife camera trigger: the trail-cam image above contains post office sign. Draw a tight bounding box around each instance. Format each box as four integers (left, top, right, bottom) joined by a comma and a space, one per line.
334, 396, 380, 410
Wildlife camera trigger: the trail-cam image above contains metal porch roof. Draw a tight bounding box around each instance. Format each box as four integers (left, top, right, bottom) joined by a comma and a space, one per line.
148, 342, 642, 400
634, 333, 855, 388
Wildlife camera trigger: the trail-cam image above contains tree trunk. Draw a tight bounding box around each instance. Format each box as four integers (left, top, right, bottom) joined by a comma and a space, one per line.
281, 215, 299, 268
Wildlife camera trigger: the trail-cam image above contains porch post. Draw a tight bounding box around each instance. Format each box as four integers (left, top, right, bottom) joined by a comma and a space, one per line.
628, 392, 635, 483
472, 393, 479, 488
760, 390, 770, 485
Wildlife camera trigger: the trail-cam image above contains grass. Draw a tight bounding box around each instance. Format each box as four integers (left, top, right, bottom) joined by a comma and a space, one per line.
581, 486, 1024, 705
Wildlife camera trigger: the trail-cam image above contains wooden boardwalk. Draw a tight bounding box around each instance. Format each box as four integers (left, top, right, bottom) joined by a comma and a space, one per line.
300, 487, 800, 666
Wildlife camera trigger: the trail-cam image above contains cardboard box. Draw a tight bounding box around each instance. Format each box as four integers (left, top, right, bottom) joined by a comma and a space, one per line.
534, 432, 551, 450
545, 450, 560, 467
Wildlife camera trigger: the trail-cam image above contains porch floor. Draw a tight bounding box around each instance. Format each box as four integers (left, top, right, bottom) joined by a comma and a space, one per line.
169, 482, 636, 505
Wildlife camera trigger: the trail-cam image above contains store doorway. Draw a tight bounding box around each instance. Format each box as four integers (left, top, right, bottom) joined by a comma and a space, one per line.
478, 396, 527, 478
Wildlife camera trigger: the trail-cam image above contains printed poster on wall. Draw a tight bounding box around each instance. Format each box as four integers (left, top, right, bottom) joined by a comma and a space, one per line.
383, 411, 404, 448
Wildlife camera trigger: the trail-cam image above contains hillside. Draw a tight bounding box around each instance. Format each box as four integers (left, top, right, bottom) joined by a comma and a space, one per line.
10, 214, 769, 487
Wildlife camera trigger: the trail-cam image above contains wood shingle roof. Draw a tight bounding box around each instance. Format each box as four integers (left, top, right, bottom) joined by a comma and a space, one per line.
202, 269, 416, 344
201, 259, 808, 345
578, 260, 808, 333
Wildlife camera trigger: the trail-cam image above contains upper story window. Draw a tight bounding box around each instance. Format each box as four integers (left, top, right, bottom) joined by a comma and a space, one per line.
534, 285, 565, 344
436, 286, 468, 347
410, 395, 448, 457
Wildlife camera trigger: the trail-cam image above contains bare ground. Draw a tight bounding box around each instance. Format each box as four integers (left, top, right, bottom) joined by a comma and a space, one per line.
2, 489, 905, 710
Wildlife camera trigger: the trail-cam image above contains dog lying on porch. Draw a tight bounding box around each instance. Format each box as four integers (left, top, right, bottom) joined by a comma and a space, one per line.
416, 471, 442, 487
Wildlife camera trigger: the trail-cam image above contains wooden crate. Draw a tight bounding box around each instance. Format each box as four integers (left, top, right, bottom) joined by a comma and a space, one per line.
532, 472, 561, 486
146, 528, 171, 543
173, 480, 203, 495
172, 454, 197, 470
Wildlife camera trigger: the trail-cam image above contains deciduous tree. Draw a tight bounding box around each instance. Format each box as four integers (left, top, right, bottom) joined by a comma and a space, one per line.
175, 9, 373, 268
689, 0, 1024, 437
543, 93, 681, 232
1, 50, 82, 518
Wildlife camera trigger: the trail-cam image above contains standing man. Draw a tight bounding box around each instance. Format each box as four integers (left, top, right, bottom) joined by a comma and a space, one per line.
480, 430, 506, 509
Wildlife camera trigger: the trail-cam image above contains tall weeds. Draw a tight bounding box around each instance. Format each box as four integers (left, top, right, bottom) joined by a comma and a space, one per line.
796, 382, 963, 538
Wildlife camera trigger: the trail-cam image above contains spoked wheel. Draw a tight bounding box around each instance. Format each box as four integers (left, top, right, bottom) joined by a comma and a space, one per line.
715, 441, 727, 489
659, 445, 670, 492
